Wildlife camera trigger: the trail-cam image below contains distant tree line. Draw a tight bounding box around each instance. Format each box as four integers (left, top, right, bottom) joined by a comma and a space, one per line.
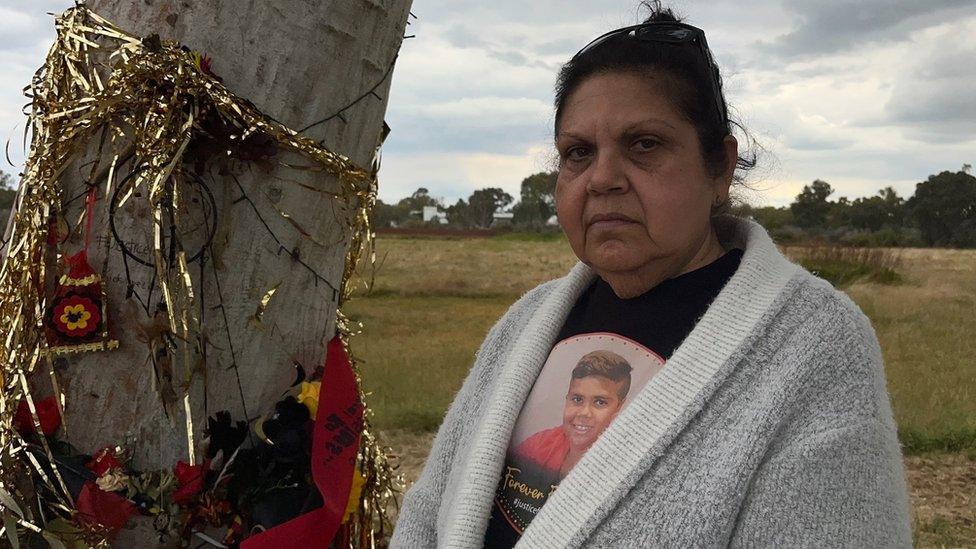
374, 171, 558, 230
737, 165, 976, 248
374, 165, 976, 248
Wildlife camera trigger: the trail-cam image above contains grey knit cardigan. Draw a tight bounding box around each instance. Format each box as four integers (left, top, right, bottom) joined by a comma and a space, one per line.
390, 217, 913, 548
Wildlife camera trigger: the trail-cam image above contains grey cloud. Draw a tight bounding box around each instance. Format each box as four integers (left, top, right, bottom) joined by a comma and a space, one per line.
441, 22, 491, 50
414, 0, 626, 27
787, 145, 971, 185
385, 109, 551, 155
0, 2, 63, 53
784, 133, 854, 151
756, 0, 976, 60
485, 49, 560, 71
0, 1, 74, 71
534, 37, 583, 57
880, 43, 976, 144
438, 22, 572, 70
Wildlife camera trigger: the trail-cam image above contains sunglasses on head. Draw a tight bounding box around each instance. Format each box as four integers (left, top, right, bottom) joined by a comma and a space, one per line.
571, 22, 728, 125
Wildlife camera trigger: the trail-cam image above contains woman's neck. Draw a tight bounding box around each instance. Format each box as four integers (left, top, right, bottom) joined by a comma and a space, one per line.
599, 228, 726, 299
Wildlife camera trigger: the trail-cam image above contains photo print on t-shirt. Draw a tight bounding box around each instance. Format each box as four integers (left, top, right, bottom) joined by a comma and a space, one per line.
493, 332, 665, 534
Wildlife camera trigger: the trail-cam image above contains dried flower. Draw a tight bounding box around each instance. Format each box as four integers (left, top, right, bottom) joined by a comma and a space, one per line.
86, 447, 124, 477
95, 469, 130, 492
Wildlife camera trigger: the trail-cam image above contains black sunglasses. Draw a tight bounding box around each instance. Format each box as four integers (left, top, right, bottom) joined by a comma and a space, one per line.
571, 22, 728, 125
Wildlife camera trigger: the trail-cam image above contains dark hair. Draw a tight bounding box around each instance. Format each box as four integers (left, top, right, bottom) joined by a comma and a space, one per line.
571, 350, 633, 401
554, 1, 756, 209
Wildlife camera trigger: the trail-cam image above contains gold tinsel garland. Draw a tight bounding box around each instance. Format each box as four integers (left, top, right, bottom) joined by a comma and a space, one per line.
0, 5, 401, 546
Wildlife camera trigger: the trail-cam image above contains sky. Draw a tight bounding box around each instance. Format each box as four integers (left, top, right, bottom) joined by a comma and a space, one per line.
1, 1, 974, 207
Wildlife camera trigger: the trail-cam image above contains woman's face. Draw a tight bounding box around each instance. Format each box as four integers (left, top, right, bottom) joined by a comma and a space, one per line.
554, 71, 734, 285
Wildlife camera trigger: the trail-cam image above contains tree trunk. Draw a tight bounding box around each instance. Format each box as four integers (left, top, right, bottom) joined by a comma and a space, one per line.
48, 0, 411, 474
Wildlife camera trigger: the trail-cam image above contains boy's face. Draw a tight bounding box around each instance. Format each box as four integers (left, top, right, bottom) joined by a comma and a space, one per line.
562, 376, 626, 452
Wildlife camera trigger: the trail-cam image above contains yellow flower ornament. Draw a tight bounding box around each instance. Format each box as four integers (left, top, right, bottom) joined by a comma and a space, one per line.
297, 381, 321, 417
60, 304, 92, 331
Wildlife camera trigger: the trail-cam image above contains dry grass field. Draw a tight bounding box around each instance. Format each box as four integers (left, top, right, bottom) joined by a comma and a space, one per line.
344, 234, 976, 547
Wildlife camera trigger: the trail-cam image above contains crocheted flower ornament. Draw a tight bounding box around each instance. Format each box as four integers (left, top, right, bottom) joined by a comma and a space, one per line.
51, 294, 102, 338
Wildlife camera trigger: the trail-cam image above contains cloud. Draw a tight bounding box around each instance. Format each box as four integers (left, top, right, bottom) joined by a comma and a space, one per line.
0, 6, 40, 44
756, 0, 976, 60
391, 96, 553, 155
881, 23, 976, 144
783, 129, 853, 152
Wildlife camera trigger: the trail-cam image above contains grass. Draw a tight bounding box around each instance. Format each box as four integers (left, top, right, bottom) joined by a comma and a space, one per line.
916, 517, 974, 548
347, 236, 976, 456
490, 230, 567, 242
353, 236, 577, 299
344, 295, 514, 430
843, 247, 976, 454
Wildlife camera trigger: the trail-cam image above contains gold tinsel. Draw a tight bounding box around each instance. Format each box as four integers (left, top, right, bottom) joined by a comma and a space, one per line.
0, 5, 401, 547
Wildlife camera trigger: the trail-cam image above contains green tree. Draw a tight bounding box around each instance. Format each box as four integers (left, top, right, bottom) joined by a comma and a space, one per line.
445, 198, 472, 227
908, 169, 976, 247
826, 196, 851, 229
372, 198, 409, 227
512, 171, 557, 225
847, 187, 906, 231
467, 187, 513, 228
731, 203, 794, 230
0, 171, 17, 212
396, 187, 441, 212
790, 179, 834, 229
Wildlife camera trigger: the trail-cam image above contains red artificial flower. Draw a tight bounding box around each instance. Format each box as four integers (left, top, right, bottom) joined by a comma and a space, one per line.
13, 396, 62, 437
75, 482, 137, 538
172, 460, 208, 505
191, 51, 218, 78
199, 54, 214, 76
51, 294, 101, 338
86, 447, 124, 477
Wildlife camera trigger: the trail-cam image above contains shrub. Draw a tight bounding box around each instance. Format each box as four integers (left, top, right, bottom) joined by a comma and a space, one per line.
838, 227, 924, 248
784, 245, 903, 287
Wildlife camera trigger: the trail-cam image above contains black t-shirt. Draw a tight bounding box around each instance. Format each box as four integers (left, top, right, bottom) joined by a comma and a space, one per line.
482, 248, 743, 548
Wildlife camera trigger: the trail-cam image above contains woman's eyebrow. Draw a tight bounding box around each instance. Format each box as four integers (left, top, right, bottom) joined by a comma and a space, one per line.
624, 118, 676, 132
556, 131, 588, 141
557, 119, 677, 140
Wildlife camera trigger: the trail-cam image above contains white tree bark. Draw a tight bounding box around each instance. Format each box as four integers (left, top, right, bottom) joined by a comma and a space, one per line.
47, 0, 411, 474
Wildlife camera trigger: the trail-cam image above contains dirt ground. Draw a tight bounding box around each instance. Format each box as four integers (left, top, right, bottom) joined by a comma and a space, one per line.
905, 453, 976, 546
380, 430, 976, 547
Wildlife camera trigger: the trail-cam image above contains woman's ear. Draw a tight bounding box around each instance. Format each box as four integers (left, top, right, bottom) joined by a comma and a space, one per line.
717, 134, 738, 201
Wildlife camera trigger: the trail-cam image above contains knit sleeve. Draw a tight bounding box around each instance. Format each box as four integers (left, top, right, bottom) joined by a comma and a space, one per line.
729, 284, 913, 547
728, 419, 912, 547
389, 282, 554, 548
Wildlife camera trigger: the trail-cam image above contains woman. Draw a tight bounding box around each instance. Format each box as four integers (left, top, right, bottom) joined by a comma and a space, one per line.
391, 4, 912, 548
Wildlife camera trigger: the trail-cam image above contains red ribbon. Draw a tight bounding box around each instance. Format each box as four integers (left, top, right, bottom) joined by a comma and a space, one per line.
242, 335, 363, 548
84, 185, 96, 252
